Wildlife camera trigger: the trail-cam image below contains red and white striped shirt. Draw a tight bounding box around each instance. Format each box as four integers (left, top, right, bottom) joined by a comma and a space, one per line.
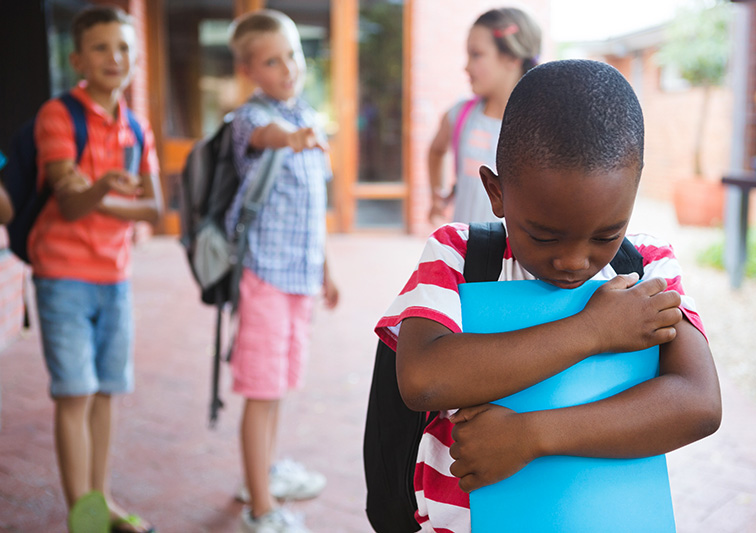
375, 222, 705, 533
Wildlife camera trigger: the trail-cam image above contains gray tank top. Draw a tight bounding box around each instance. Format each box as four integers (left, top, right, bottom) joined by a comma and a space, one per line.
447, 98, 502, 223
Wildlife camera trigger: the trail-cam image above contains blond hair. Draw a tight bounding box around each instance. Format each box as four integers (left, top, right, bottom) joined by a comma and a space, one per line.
228, 9, 301, 64
474, 7, 542, 75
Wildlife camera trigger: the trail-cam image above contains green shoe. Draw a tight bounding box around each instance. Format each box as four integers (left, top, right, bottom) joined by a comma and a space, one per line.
68, 490, 110, 533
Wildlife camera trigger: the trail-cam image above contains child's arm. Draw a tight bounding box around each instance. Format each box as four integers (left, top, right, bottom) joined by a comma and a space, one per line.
250, 121, 327, 153
447, 316, 721, 492
0, 183, 13, 225
428, 111, 452, 224
396, 274, 679, 411
321, 257, 339, 309
45, 160, 142, 221
97, 170, 164, 224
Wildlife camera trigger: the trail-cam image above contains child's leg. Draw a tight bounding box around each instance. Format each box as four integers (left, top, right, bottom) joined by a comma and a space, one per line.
241, 398, 280, 518
268, 399, 281, 468
91, 281, 144, 527
54, 395, 93, 507
89, 393, 113, 494
35, 278, 99, 508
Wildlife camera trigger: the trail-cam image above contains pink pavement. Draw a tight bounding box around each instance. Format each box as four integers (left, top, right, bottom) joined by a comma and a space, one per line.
1, 225, 755, 532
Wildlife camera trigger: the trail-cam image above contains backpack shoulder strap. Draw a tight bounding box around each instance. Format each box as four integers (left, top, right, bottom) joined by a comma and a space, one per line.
58, 92, 88, 163
464, 226, 642, 282
236, 95, 286, 213
610, 237, 645, 277
464, 222, 507, 283
125, 108, 145, 151
452, 97, 479, 158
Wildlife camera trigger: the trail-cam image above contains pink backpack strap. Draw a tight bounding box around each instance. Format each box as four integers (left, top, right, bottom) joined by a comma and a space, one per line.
452, 97, 480, 171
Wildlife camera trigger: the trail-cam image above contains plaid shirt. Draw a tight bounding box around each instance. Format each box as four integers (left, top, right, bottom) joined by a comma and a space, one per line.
225, 93, 331, 295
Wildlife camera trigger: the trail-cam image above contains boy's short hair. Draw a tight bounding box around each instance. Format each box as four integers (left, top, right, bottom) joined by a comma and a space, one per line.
72, 5, 133, 52
497, 59, 645, 182
228, 9, 300, 64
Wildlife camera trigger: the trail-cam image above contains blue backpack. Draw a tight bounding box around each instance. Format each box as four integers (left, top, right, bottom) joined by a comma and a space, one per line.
2, 92, 144, 263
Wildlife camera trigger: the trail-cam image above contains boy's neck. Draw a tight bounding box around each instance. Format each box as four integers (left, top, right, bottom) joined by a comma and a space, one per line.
259, 90, 297, 108
84, 84, 122, 118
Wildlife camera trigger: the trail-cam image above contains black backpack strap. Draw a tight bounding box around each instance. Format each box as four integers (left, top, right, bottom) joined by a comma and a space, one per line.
464, 222, 507, 283
609, 237, 645, 278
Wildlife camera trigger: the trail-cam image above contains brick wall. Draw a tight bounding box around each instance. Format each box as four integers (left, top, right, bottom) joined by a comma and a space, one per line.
606, 50, 733, 203
747, 2, 756, 169
406, 0, 551, 235
128, 0, 149, 122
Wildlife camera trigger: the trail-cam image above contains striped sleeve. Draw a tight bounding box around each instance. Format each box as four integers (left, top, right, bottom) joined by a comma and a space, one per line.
375, 223, 470, 350
628, 233, 706, 338
414, 416, 471, 533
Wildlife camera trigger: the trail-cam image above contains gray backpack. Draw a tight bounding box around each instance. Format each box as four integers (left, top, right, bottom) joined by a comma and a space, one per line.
179, 96, 284, 426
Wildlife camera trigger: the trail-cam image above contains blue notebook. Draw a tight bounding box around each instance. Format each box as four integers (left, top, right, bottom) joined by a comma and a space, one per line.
459, 280, 675, 532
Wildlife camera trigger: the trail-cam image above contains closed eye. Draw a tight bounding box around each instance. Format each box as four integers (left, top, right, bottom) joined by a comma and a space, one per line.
593, 235, 621, 243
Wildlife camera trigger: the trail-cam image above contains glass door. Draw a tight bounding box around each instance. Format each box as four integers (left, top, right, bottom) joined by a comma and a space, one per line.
355, 0, 404, 229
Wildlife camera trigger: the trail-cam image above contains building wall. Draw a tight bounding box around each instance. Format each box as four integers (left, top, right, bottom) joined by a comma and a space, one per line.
606, 49, 733, 203
746, 2, 756, 169
406, 0, 551, 235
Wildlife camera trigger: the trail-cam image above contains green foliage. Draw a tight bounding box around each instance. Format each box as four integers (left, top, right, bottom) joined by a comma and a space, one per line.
656, 0, 732, 87
697, 232, 756, 278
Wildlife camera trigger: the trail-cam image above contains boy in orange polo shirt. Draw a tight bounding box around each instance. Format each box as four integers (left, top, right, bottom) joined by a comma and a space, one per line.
31, 6, 162, 532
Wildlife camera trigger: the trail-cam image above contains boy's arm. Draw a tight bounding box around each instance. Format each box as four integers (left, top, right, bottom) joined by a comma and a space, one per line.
250, 121, 327, 153
448, 317, 721, 492
0, 183, 13, 225
396, 275, 680, 411
45, 160, 141, 221
97, 170, 164, 224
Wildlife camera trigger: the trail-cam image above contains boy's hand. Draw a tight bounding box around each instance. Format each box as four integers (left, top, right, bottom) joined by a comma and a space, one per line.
100, 170, 142, 196
322, 274, 339, 309
428, 190, 452, 226
449, 404, 537, 492
287, 127, 328, 153
580, 274, 682, 354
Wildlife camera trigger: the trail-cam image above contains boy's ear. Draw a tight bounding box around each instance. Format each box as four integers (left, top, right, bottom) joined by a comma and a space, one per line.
69, 51, 82, 74
479, 165, 505, 218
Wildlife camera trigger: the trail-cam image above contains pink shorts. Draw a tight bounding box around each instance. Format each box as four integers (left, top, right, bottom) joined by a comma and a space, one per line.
231, 269, 313, 400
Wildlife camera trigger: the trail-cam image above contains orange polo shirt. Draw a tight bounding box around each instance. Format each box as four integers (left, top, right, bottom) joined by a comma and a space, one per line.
29, 82, 159, 283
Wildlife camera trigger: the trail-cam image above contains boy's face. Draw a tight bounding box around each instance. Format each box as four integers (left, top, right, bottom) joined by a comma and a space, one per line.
480, 164, 638, 289
241, 29, 305, 102
70, 22, 136, 96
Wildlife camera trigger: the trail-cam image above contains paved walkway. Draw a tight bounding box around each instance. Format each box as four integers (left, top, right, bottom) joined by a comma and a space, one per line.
1, 198, 755, 532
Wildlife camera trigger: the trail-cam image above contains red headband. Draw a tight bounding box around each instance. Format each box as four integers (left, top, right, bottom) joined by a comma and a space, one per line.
493, 24, 519, 38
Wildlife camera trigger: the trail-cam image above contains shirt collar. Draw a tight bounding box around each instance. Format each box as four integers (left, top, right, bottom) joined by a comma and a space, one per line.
71, 80, 130, 128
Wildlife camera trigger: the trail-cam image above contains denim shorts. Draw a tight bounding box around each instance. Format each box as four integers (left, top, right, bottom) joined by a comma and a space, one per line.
34, 277, 134, 397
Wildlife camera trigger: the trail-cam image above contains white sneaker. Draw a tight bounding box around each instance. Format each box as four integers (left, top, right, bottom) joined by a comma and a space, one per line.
238, 507, 310, 533
236, 459, 327, 503
270, 459, 327, 500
